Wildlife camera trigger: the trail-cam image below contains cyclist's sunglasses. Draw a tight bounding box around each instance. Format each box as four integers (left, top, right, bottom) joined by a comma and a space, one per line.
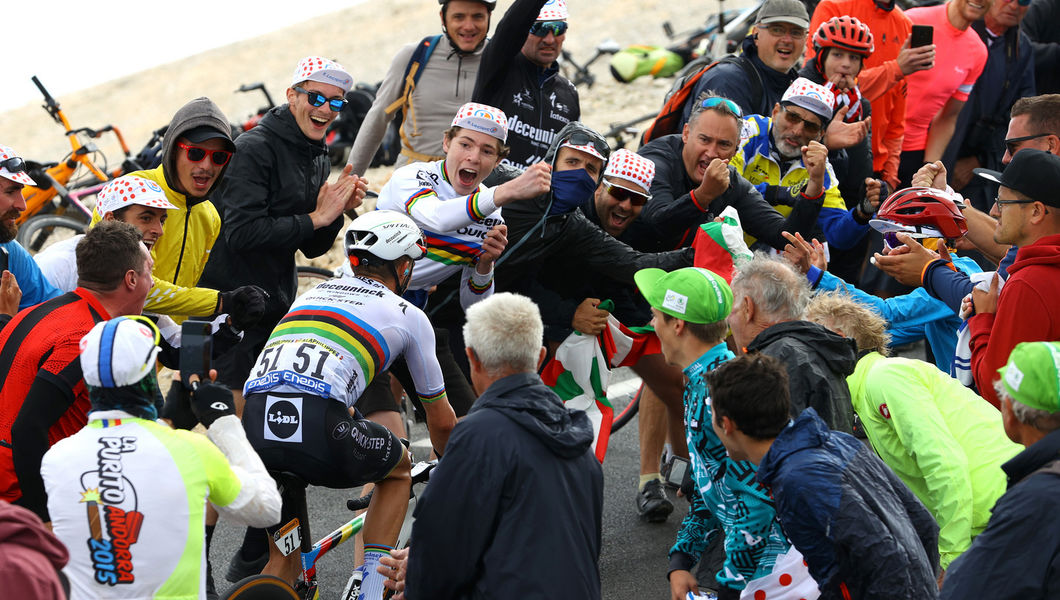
604, 180, 651, 206
0, 156, 27, 173
1004, 132, 1051, 156
177, 141, 233, 166
293, 86, 348, 112
700, 97, 743, 118
779, 104, 823, 135
530, 20, 568, 37
564, 132, 610, 157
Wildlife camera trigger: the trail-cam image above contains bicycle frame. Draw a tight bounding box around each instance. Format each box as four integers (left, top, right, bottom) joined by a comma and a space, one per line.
299, 512, 367, 599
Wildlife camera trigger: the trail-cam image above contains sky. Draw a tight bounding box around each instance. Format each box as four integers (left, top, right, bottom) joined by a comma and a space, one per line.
4, 0, 367, 112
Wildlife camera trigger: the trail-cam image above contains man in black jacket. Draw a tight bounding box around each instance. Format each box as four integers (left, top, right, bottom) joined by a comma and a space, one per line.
472, 0, 579, 168
405, 292, 603, 599
200, 56, 367, 411
726, 253, 857, 433
627, 95, 823, 253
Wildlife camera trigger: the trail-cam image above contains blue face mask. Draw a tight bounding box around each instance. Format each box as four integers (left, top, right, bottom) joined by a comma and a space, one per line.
549, 168, 598, 216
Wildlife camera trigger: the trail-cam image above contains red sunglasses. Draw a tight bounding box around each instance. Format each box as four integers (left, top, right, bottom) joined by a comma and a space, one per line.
177, 141, 232, 166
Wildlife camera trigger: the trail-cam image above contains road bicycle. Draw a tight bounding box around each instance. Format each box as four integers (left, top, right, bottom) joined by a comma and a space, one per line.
560, 39, 622, 88
270, 459, 436, 600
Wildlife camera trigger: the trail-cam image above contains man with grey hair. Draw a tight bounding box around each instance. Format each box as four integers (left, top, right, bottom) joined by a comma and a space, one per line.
726, 253, 857, 432
404, 292, 604, 598
941, 341, 1060, 599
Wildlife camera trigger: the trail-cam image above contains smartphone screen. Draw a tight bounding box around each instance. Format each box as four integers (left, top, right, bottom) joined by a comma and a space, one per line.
911, 25, 933, 48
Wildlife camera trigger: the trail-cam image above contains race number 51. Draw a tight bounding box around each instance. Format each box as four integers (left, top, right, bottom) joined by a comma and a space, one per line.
274, 519, 302, 556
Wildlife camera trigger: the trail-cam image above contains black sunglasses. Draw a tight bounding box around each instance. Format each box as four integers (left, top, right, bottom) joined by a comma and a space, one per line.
1004, 132, 1052, 156
779, 105, 823, 135
293, 86, 348, 112
603, 180, 651, 206
529, 20, 568, 37
177, 141, 233, 166
563, 132, 610, 159
0, 156, 27, 173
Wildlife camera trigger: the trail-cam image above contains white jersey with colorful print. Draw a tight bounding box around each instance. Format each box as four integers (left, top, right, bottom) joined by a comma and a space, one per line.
41, 413, 243, 600
376, 159, 503, 309
243, 275, 446, 408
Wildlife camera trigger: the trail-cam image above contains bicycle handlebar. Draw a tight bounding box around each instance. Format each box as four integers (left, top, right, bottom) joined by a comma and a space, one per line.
32, 75, 63, 124
345, 460, 437, 512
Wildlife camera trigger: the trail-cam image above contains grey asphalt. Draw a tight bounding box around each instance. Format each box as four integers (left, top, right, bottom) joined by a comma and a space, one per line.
209, 371, 684, 600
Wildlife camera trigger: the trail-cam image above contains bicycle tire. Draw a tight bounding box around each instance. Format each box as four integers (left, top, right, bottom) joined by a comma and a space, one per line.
15, 215, 87, 255
609, 382, 643, 434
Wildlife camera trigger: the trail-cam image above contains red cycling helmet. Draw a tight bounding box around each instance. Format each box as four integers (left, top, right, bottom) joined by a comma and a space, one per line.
813, 16, 875, 57
874, 187, 968, 240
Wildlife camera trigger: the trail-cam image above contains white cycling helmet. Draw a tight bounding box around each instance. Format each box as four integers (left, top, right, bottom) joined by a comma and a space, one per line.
344, 210, 427, 262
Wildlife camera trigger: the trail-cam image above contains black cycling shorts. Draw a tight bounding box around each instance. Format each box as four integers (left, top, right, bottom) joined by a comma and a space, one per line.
243, 391, 404, 489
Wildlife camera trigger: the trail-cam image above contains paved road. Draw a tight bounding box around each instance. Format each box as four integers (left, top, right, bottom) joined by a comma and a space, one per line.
209, 371, 686, 600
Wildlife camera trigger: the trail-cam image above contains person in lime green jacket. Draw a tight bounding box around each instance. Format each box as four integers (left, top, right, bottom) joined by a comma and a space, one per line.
806, 290, 1022, 574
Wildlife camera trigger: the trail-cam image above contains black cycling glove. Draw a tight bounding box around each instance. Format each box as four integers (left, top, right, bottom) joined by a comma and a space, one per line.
190, 381, 236, 428
161, 383, 199, 431
219, 285, 268, 331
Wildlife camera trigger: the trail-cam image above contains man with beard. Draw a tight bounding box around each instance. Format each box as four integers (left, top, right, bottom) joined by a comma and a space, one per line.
0, 144, 60, 321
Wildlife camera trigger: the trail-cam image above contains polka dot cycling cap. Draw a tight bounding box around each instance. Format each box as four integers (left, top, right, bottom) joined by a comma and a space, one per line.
603, 149, 655, 191
96, 175, 177, 216
781, 77, 836, 122
537, 0, 569, 20
0, 143, 36, 186
451, 102, 509, 143
292, 56, 353, 93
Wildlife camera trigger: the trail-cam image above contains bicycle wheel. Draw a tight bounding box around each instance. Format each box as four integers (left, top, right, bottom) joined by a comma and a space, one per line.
296, 265, 335, 295
15, 215, 87, 255
610, 381, 643, 434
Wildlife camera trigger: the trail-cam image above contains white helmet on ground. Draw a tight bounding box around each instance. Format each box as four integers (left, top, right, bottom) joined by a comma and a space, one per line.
344, 210, 427, 262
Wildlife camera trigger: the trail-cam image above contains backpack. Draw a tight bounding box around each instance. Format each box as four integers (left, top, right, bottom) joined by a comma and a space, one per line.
642, 54, 763, 144
384, 34, 444, 160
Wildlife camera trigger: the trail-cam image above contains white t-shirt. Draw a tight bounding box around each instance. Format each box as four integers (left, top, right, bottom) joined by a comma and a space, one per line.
33, 234, 82, 293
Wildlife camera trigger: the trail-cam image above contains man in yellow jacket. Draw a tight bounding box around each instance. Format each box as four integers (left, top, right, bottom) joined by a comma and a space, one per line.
92, 97, 264, 323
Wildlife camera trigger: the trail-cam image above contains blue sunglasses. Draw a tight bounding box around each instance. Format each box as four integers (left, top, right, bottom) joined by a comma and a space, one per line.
293, 86, 348, 112
529, 20, 568, 37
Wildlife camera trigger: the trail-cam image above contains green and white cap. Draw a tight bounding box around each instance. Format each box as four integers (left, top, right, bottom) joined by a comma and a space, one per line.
998, 341, 1060, 413
634, 267, 733, 324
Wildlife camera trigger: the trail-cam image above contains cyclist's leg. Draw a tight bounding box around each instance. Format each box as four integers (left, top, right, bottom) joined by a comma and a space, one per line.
631, 353, 686, 521
634, 353, 688, 459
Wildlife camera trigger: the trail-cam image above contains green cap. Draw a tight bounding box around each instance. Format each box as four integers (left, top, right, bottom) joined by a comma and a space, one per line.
998, 341, 1060, 413
634, 267, 733, 324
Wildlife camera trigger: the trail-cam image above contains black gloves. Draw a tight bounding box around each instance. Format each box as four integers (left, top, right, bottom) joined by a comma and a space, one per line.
189, 381, 236, 428
218, 285, 268, 331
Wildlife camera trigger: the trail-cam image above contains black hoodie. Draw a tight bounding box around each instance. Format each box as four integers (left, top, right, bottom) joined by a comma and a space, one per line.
747, 320, 858, 433
406, 372, 603, 599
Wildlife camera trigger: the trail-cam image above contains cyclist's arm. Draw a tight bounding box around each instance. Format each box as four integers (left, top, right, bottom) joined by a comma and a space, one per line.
199, 415, 282, 528
458, 264, 494, 310
10, 367, 81, 522
403, 311, 456, 452
348, 44, 416, 176
144, 275, 220, 318
5, 241, 61, 310
472, 0, 548, 103
380, 173, 500, 233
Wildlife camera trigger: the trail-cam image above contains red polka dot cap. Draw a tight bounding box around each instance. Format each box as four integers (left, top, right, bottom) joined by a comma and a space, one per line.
781, 77, 836, 122
291, 56, 353, 94
96, 175, 178, 216
451, 102, 509, 143
603, 149, 655, 191
0, 143, 37, 186
559, 138, 608, 162
537, 0, 568, 20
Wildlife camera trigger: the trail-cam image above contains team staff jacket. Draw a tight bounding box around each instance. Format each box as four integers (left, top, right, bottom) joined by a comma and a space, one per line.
847, 352, 1022, 569
472, 0, 580, 168
243, 275, 446, 409
41, 411, 280, 600
199, 105, 342, 324
376, 160, 500, 310
731, 115, 868, 250
350, 36, 483, 173
670, 344, 795, 591
626, 134, 824, 252
0, 289, 109, 519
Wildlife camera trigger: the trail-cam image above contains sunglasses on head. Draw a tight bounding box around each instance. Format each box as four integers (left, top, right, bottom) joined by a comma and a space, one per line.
779, 104, 823, 135
604, 180, 651, 206
529, 20, 568, 37
177, 141, 232, 166
700, 96, 743, 118
563, 132, 610, 157
293, 86, 348, 112
0, 156, 27, 173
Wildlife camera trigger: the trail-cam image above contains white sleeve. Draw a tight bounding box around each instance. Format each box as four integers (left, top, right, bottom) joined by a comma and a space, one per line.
458, 264, 494, 310
206, 415, 282, 528
401, 308, 447, 403
378, 169, 499, 233
32, 236, 79, 293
